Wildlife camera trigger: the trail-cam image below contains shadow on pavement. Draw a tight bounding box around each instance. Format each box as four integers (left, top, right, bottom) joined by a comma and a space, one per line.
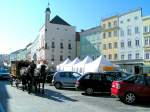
0, 81, 10, 112
133, 101, 150, 108
60, 87, 77, 91
116, 98, 150, 108
34, 88, 78, 103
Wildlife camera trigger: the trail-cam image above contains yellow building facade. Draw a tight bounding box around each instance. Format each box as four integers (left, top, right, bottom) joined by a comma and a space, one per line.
143, 16, 150, 65
101, 16, 118, 61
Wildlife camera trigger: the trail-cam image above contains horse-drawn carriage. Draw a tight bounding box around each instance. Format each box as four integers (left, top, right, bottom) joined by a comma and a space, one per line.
10, 60, 48, 94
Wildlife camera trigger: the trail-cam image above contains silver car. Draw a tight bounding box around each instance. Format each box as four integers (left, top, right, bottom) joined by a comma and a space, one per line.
52, 71, 81, 89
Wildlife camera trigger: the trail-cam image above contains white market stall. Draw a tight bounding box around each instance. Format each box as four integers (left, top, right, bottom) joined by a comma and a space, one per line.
73, 56, 93, 74
56, 58, 71, 71
84, 55, 113, 73
63, 57, 80, 71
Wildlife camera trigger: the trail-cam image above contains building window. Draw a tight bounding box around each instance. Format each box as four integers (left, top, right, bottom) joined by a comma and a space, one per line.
51, 55, 54, 61
128, 41, 132, 47
120, 21, 123, 24
51, 42, 55, 48
45, 43, 48, 49
103, 33, 106, 39
143, 26, 149, 33
113, 21, 117, 26
127, 18, 130, 22
120, 30, 124, 37
114, 54, 118, 60
114, 30, 117, 37
144, 38, 149, 46
135, 26, 139, 34
68, 43, 72, 49
114, 42, 118, 48
121, 54, 124, 60
104, 55, 106, 58
135, 53, 140, 59
128, 54, 132, 60
134, 16, 138, 20
68, 56, 71, 59
108, 32, 112, 37
103, 24, 106, 28
145, 53, 150, 59
103, 44, 107, 50
121, 42, 124, 48
135, 40, 140, 46
109, 54, 112, 60
60, 43, 63, 49
108, 22, 111, 28
60, 55, 63, 61
92, 56, 95, 60
127, 28, 131, 35
108, 43, 112, 49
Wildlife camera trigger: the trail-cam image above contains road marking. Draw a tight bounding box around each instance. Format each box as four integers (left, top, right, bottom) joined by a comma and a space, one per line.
0, 103, 5, 112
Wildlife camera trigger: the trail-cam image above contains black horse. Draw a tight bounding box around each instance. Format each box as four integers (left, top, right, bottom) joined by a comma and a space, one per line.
20, 67, 28, 91
19, 62, 48, 94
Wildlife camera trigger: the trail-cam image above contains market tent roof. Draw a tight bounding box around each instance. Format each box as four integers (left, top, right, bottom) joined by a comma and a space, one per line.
56, 58, 71, 71
73, 56, 93, 73
84, 55, 113, 73
59, 58, 71, 66
63, 57, 80, 71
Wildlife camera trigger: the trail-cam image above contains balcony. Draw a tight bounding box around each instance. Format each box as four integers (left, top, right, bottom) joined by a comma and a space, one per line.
102, 26, 119, 32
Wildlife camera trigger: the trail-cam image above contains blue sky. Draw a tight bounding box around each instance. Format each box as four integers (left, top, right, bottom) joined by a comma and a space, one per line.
0, 0, 150, 54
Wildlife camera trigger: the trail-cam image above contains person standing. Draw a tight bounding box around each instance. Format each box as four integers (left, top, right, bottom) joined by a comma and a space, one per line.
39, 61, 48, 94
28, 60, 36, 93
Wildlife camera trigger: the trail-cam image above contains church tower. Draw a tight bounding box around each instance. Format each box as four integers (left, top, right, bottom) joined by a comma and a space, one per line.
45, 3, 51, 29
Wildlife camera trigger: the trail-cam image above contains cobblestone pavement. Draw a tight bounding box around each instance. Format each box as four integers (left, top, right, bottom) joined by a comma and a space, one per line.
0, 81, 150, 112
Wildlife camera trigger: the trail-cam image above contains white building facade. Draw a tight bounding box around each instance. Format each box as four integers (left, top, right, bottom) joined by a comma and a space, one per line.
118, 9, 144, 73
38, 6, 76, 67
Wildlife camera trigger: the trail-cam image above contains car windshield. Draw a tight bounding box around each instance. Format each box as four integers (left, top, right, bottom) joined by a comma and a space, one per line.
72, 73, 81, 78
123, 75, 136, 81
121, 72, 132, 79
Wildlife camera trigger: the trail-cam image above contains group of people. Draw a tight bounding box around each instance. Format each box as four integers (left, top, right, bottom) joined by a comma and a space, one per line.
11, 60, 48, 94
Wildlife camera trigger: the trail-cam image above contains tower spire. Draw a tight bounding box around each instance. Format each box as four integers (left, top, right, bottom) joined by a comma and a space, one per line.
48, 2, 50, 7
45, 1, 51, 26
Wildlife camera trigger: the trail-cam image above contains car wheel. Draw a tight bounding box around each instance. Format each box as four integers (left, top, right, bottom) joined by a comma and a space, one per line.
85, 88, 94, 95
124, 92, 136, 104
54, 82, 62, 89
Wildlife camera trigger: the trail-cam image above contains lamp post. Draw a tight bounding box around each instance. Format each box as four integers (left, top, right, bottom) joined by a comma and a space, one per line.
51, 61, 54, 71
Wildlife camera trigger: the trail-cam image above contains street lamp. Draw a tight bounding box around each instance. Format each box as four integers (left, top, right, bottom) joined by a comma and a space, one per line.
51, 61, 54, 72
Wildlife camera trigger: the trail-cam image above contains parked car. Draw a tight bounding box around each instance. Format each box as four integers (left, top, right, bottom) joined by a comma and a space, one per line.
111, 74, 150, 104
76, 72, 121, 95
0, 68, 10, 80
52, 71, 81, 89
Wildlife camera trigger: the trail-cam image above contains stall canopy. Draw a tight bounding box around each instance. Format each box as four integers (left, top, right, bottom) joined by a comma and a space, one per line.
84, 55, 113, 73
63, 57, 80, 71
73, 56, 93, 74
56, 58, 71, 71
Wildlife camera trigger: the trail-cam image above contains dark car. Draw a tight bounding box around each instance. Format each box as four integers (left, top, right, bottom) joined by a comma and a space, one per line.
0, 68, 10, 80
111, 74, 150, 104
76, 72, 118, 95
